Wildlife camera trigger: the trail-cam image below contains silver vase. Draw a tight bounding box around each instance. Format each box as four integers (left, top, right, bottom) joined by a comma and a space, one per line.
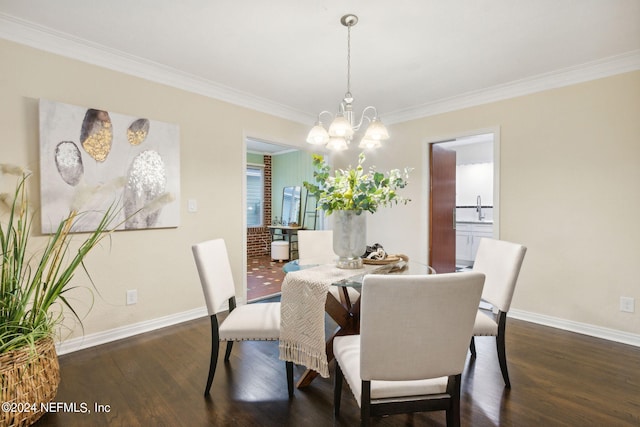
332, 210, 366, 269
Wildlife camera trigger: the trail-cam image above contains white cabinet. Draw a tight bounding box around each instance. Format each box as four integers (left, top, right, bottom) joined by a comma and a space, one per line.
456, 222, 493, 265
456, 223, 473, 262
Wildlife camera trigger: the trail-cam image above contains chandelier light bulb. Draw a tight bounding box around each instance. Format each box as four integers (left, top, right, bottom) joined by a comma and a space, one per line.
358, 138, 381, 149
326, 137, 349, 151
306, 122, 330, 145
363, 118, 390, 141
328, 115, 354, 138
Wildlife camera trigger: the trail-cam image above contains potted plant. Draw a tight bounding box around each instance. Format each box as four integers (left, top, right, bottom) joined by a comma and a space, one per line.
303, 153, 411, 268
0, 164, 165, 426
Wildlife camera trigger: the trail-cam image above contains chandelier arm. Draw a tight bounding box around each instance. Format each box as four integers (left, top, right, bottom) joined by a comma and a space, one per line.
352, 106, 378, 131
317, 110, 334, 123
361, 105, 378, 119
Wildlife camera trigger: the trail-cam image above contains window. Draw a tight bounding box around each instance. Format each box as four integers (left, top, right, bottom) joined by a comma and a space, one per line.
246, 164, 264, 227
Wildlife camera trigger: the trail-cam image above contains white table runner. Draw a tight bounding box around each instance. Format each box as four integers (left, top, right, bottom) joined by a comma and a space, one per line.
278, 263, 378, 377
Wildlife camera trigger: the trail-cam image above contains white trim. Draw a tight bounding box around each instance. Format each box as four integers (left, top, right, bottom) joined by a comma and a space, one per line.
385, 50, 640, 124
1, 13, 638, 127
53, 305, 639, 357
0, 13, 312, 125
55, 306, 208, 355
241, 134, 249, 304
509, 308, 640, 348
247, 148, 299, 156
492, 128, 501, 233
419, 140, 430, 263
56, 306, 640, 355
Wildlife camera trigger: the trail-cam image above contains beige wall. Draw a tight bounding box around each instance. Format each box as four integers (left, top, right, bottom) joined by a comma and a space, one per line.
0, 39, 307, 340
2, 37, 639, 343
356, 71, 640, 335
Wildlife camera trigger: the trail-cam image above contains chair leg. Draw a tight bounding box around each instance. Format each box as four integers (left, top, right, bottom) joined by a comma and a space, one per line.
334, 364, 343, 417
205, 315, 220, 396
446, 374, 461, 427
496, 311, 511, 388
361, 381, 371, 427
469, 336, 477, 359
224, 341, 234, 362
286, 361, 294, 398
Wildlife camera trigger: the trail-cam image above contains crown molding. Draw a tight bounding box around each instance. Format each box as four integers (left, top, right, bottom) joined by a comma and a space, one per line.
385, 50, 640, 124
0, 13, 313, 125
2, 13, 638, 127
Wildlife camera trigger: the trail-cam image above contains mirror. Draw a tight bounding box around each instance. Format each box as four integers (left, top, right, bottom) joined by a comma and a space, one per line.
281, 186, 301, 226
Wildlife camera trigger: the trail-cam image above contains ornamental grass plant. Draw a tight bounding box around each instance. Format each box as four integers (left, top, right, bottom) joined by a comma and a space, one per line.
0, 164, 167, 354
303, 152, 412, 215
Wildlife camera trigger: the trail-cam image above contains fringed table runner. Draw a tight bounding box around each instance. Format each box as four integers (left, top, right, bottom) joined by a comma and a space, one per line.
278, 263, 378, 377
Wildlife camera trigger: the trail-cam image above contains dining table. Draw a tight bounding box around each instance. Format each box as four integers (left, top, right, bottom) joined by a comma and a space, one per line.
278, 257, 435, 389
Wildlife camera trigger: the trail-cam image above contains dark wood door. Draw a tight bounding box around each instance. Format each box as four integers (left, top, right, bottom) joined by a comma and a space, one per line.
429, 144, 456, 273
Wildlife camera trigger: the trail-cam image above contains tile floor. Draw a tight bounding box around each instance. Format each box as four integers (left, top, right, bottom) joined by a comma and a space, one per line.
246, 255, 286, 301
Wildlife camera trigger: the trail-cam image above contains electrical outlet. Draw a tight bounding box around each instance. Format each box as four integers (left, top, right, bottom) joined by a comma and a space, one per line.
620, 296, 634, 313
126, 289, 138, 305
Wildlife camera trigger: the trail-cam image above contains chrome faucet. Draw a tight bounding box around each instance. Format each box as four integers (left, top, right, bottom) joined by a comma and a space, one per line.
476, 195, 485, 221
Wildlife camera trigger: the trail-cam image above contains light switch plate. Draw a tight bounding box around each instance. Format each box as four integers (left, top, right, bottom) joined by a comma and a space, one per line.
126, 289, 138, 305
620, 296, 635, 313
187, 199, 198, 213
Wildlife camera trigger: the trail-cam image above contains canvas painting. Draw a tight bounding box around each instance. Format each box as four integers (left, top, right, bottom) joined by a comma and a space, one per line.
39, 99, 180, 233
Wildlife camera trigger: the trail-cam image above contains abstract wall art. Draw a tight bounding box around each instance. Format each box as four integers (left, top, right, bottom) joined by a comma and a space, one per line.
39, 99, 180, 233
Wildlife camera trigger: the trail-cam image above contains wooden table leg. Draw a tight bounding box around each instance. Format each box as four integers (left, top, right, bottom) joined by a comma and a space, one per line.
296, 290, 359, 389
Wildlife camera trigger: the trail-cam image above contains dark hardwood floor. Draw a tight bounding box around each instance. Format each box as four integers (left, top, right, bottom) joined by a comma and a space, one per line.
35, 307, 640, 427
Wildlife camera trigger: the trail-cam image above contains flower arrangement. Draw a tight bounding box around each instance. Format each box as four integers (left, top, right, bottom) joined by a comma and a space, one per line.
303, 152, 412, 215
0, 164, 170, 353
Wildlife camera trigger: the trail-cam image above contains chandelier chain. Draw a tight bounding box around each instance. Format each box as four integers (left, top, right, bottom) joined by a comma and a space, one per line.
346, 24, 351, 95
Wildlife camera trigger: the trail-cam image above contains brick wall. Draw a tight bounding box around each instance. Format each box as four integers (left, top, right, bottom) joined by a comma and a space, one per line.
247, 155, 271, 258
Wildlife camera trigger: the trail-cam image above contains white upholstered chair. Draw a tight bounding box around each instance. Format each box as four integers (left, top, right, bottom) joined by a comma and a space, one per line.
470, 238, 527, 388
297, 229, 360, 304
333, 272, 485, 426
192, 238, 293, 397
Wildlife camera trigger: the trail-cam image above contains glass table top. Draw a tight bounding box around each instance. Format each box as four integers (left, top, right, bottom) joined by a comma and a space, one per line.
282, 259, 435, 289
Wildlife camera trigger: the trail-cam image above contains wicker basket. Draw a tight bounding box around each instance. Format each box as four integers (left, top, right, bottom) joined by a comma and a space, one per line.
0, 337, 60, 427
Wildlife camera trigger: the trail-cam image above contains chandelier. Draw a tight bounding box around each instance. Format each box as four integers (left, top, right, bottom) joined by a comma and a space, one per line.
306, 14, 389, 151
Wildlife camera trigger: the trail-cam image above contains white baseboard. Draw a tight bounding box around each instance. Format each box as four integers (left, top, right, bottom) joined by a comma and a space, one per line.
55, 305, 639, 356
55, 306, 208, 355
509, 309, 640, 348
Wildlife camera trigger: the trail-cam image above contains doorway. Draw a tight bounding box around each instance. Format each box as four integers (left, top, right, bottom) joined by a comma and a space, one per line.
428, 131, 499, 272
243, 138, 318, 301
245, 138, 294, 301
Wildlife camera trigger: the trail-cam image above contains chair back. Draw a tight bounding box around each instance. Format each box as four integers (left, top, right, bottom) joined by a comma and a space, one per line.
472, 238, 527, 312
192, 239, 236, 316
297, 230, 335, 265
359, 272, 485, 382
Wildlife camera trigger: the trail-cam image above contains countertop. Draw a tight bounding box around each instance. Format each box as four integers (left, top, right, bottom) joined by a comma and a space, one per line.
456, 220, 494, 225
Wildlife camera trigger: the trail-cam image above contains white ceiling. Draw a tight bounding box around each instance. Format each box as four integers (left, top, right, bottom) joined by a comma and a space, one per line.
1, 0, 639, 126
